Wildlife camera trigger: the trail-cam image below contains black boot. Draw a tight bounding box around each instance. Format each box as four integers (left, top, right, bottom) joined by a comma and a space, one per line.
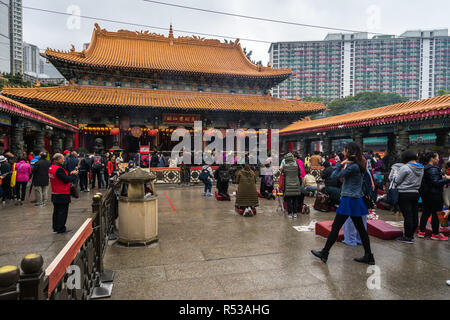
354, 253, 375, 265
311, 250, 329, 263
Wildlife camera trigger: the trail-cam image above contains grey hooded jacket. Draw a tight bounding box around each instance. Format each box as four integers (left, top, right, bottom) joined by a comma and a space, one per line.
393, 162, 424, 193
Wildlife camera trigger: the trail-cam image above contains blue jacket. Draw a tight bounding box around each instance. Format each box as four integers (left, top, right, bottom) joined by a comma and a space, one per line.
331, 162, 363, 198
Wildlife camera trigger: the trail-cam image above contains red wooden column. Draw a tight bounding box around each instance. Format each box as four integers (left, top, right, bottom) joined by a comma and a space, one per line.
287, 141, 294, 153
73, 132, 79, 150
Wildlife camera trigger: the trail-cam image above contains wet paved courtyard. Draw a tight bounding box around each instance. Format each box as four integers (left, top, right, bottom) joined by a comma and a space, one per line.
1, 184, 449, 300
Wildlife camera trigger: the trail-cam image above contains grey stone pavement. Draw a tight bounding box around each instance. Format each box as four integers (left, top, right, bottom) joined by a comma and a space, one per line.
1, 184, 449, 300
0, 190, 94, 270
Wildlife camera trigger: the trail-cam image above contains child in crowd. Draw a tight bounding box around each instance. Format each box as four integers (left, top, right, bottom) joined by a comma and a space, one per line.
199, 164, 213, 196
302, 167, 317, 194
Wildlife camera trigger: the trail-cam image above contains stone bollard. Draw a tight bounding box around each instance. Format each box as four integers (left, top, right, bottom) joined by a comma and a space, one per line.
18, 253, 48, 300
0, 265, 20, 300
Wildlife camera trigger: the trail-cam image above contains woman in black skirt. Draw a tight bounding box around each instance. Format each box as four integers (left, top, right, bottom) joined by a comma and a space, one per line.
311, 142, 374, 265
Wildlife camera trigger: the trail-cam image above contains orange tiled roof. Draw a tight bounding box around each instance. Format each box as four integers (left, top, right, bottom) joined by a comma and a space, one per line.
2, 85, 324, 114
0, 95, 78, 132
42, 24, 291, 79
280, 95, 450, 135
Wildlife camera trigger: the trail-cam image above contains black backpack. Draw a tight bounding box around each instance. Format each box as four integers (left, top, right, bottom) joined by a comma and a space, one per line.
219, 170, 230, 182
199, 167, 210, 181
362, 169, 376, 209
92, 156, 102, 170
419, 167, 430, 197
80, 158, 90, 171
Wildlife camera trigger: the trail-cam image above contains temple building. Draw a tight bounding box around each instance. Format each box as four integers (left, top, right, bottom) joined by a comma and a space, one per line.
280, 95, 450, 158
1, 24, 324, 155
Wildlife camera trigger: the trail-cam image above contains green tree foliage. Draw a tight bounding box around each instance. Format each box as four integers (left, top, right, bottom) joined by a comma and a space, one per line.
437, 89, 450, 96
325, 92, 408, 117
39, 81, 65, 87
0, 73, 63, 90
0, 73, 33, 90
302, 96, 330, 104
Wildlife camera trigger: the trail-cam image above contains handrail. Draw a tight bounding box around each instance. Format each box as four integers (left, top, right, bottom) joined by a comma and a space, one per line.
45, 218, 93, 297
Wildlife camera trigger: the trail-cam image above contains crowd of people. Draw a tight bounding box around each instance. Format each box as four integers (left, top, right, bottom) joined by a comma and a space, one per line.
1, 143, 449, 245
0, 148, 128, 234
195, 144, 450, 256
1, 143, 449, 289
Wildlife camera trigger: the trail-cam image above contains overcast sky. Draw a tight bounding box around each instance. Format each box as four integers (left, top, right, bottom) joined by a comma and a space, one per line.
23, 0, 450, 64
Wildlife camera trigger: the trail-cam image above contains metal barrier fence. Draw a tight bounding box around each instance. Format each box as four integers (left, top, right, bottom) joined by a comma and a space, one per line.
0, 182, 118, 300
147, 166, 323, 184
148, 166, 284, 184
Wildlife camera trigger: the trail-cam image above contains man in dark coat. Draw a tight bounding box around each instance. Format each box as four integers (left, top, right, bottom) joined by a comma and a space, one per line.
64, 151, 80, 186
78, 153, 91, 192
150, 152, 159, 167
134, 152, 142, 168
321, 160, 341, 207
0, 155, 12, 203
32, 152, 51, 206
214, 164, 230, 198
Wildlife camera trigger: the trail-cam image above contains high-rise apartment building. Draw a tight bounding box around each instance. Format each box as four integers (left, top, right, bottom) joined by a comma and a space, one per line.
23, 41, 65, 84
269, 29, 450, 101
9, 0, 22, 74
23, 41, 40, 74
0, 0, 10, 73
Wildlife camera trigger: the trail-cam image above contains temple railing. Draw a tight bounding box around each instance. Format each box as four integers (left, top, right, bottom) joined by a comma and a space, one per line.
0, 182, 118, 300
145, 166, 283, 184
145, 165, 324, 184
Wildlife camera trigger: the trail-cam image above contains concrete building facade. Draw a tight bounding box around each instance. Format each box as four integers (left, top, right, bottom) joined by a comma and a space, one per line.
9, 0, 22, 75
0, 0, 10, 73
23, 41, 65, 84
269, 29, 450, 101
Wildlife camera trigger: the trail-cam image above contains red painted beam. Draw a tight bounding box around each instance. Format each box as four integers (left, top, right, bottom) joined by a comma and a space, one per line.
45, 219, 93, 297
280, 109, 450, 136
0, 100, 78, 132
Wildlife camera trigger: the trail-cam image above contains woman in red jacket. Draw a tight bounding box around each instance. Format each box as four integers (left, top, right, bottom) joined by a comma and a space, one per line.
106, 153, 114, 186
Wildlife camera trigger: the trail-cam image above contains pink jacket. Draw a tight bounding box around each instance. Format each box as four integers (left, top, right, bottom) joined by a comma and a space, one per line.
15, 161, 31, 182
296, 159, 306, 178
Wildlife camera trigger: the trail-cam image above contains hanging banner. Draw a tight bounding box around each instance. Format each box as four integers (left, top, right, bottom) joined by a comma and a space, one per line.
139, 146, 150, 154
163, 114, 200, 125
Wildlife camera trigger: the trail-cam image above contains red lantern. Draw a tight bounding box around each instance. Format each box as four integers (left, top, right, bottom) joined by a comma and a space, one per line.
149, 129, 158, 136
110, 128, 120, 135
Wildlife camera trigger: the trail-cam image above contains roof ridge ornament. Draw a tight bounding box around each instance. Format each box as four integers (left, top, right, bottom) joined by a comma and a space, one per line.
169, 24, 174, 39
